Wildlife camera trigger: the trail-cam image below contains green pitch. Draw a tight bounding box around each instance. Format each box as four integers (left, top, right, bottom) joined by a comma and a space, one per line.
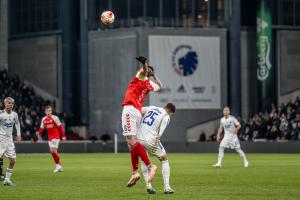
1, 153, 300, 200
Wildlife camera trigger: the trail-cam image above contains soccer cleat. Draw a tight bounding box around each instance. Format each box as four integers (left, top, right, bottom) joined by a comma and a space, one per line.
164, 187, 175, 194
53, 165, 64, 173
3, 179, 15, 186
0, 174, 5, 181
146, 187, 156, 194
244, 161, 249, 168
127, 173, 140, 187
212, 163, 221, 168
147, 165, 157, 183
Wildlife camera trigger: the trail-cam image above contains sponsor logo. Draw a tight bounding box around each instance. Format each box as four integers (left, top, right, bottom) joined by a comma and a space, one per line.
172, 45, 198, 76
177, 85, 186, 93
192, 86, 205, 93
257, 17, 271, 81
126, 114, 131, 132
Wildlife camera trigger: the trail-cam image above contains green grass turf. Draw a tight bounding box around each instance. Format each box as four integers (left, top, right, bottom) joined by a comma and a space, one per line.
1, 153, 300, 200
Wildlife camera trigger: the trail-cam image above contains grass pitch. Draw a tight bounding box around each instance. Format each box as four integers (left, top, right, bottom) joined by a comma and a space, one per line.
1, 153, 300, 200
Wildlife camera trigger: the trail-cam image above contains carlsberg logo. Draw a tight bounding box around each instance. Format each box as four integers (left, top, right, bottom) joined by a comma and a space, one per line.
257, 35, 271, 81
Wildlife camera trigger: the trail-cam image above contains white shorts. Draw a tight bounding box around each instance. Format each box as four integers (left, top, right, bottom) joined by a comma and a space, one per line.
48, 139, 60, 149
122, 106, 142, 136
140, 140, 166, 159
220, 136, 241, 149
0, 139, 16, 158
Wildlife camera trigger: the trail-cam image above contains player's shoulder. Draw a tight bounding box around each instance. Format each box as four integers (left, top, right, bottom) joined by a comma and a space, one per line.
12, 111, 19, 116
229, 115, 237, 120
0, 110, 4, 115
51, 114, 60, 120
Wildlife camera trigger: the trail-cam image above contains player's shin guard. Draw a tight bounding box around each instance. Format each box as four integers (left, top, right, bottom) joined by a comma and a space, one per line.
5, 168, 13, 180
162, 160, 170, 189
51, 152, 61, 165
134, 142, 151, 167
130, 145, 139, 172
141, 161, 152, 189
236, 149, 247, 162
217, 147, 225, 165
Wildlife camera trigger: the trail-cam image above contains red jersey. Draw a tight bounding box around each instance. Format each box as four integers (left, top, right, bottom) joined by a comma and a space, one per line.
38, 115, 65, 141
122, 75, 159, 111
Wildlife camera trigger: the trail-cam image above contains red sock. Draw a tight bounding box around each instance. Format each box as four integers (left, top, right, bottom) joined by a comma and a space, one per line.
51, 152, 61, 165
135, 142, 151, 167
130, 144, 139, 172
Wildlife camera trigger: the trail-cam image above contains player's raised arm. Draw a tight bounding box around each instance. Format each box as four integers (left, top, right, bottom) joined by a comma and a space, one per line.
151, 72, 162, 90
136, 56, 148, 77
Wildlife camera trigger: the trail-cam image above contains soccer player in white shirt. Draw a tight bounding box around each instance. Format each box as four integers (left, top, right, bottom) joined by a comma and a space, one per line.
0, 97, 21, 186
212, 107, 249, 168
137, 103, 176, 194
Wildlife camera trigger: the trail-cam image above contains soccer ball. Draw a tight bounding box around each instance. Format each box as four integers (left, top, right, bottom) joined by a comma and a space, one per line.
100, 11, 115, 25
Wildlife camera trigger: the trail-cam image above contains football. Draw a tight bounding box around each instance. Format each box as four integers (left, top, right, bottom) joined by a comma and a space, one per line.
100, 11, 115, 25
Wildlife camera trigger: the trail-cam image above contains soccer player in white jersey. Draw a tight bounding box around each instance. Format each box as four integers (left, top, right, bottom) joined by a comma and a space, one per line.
212, 107, 249, 168
0, 97, 21, 186
137, 103, 176, 194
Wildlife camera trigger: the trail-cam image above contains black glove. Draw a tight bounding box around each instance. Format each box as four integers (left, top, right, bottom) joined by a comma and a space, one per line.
136, 56, 147, 64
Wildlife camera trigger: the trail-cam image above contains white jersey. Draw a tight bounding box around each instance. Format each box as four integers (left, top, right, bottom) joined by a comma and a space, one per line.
220, 115, 240, 138
0, 110, 21, 139
137, 106, 170, 145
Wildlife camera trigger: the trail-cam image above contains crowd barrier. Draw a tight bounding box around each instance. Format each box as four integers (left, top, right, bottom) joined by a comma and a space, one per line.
15, 141, 300, 153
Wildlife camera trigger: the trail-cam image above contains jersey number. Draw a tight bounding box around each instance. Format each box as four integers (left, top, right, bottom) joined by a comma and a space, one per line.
142, 111, 158, 126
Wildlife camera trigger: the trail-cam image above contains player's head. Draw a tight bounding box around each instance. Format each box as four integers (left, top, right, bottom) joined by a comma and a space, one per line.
147, 66, 154, 77
45, 105, 53, 116
165, 103, 176, 116
4, 97, 14, 112
223, 106, 230, 117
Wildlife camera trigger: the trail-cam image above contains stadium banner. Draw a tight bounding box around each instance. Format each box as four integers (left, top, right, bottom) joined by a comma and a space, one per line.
256, 0, 274, 110
148, 35, 221, 109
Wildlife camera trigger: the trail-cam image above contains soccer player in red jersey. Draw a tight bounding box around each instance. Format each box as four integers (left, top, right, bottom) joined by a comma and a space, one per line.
37, 105, 66, 173
122, 56, 162, 187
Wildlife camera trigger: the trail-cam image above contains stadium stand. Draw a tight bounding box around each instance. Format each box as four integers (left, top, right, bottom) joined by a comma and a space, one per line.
0, 69, 83, 141
239, 97, 300, 141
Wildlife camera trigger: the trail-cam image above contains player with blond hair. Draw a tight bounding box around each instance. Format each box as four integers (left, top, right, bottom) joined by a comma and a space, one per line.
0, 97, 21, 186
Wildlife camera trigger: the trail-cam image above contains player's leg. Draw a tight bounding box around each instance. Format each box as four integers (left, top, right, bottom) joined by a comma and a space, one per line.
122, 107, 156, 187
233, 137, 249, 167
154, 142, 174, 194
3, 141, 17, 186
49, 139, 63, 173
141, 161, 156, 194
213, 145, 225, 168
0, 157, 4, 181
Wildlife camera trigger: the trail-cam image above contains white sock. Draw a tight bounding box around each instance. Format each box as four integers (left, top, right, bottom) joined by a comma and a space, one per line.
141, 161, 152, 189
217, 147, 225, 165
236, 149, 247, 162
5, 168, 13, 180
162, 160, 170, 189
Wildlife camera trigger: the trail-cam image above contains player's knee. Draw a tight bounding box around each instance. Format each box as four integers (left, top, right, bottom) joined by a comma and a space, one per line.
160, 154, 168, 161
9, 158, 16, 165
50, 148, 57, 154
